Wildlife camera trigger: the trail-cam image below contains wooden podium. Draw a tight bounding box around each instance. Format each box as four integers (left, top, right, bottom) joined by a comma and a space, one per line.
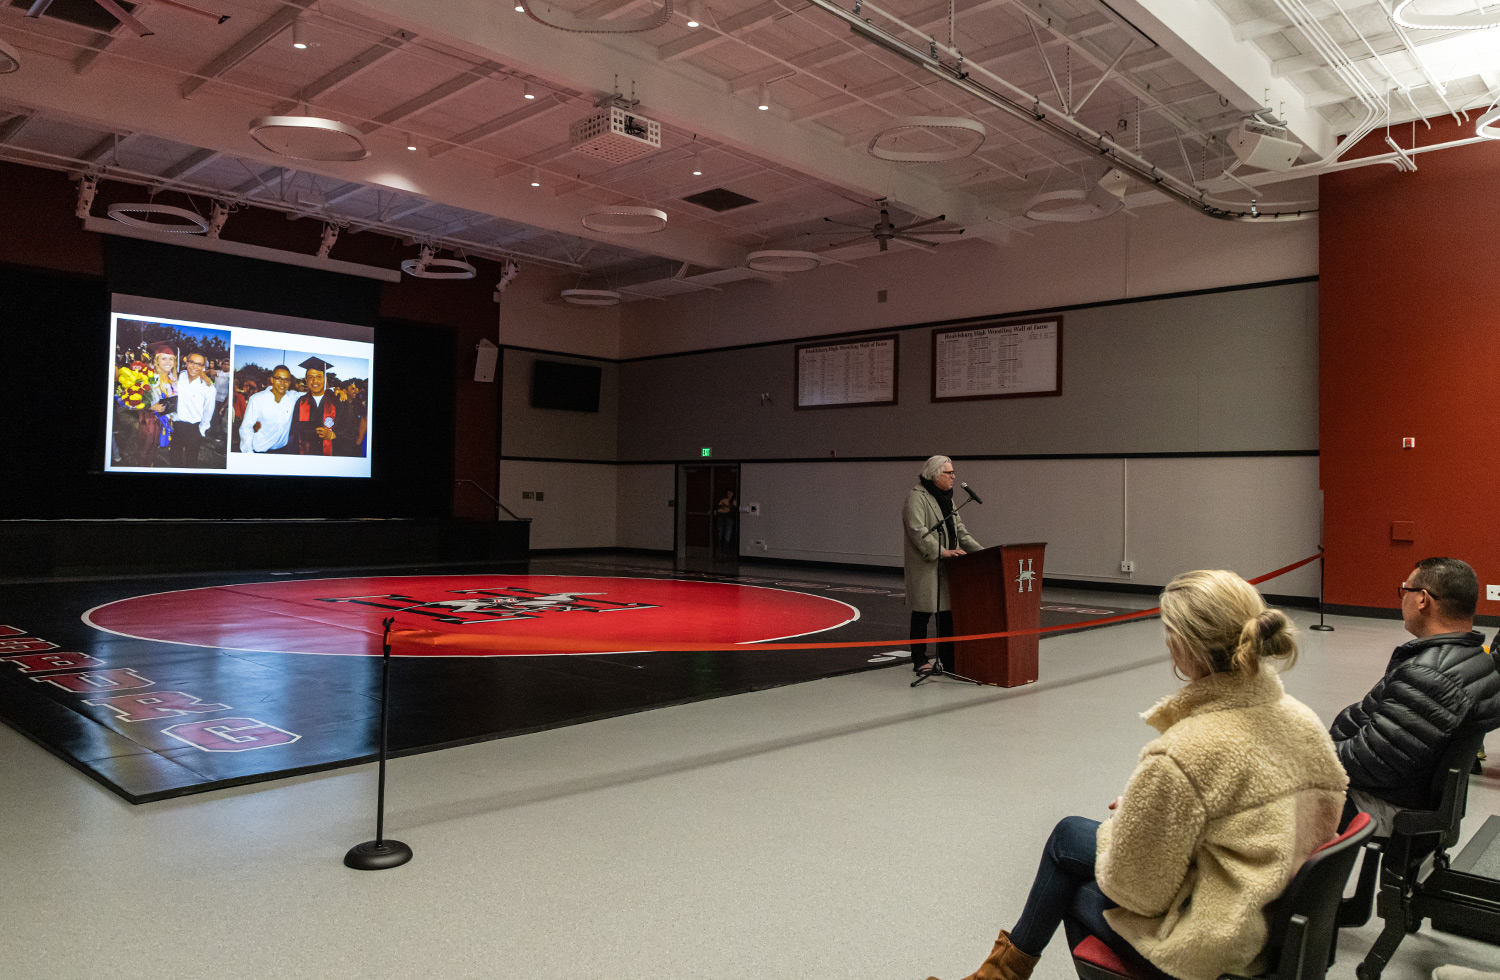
948, 542, 1046, 687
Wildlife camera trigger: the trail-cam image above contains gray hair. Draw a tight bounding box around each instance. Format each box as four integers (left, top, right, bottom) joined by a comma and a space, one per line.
920, 455, 952, 481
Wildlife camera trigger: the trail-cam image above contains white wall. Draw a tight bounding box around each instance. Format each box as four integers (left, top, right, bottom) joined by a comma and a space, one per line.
617, 201, 1318, 358
499, 267, 621, 359
499, 460, 618, 549
733, 456, 1321, 596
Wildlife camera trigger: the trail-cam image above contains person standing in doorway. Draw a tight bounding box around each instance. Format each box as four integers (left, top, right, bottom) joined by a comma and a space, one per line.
903, 455, 982, 678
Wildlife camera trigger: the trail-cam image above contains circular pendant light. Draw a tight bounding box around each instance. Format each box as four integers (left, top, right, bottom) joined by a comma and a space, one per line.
745, 249, 822, 273
1393, 0, 1500, 29
248, 115, 370, 162
520, 0, 672, 33
561, 289, 623, 306
107, 203, 211, 234
401, 257, 477, 279
0, 37, 20, 74
1023, 189, 1122, 223
581, 206, 668, 234
868, 116, 986, 162
1477, 105, 1500, 139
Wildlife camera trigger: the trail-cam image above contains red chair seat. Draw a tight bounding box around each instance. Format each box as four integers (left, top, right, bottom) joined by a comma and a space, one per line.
1072, 935, 1162, 980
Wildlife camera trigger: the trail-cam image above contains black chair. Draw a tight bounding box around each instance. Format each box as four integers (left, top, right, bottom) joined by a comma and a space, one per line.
1355, 728, 1488, 980
1071, 812, 1377, 980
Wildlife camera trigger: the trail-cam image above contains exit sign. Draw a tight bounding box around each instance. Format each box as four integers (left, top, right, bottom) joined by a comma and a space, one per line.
700, 447, 712, 457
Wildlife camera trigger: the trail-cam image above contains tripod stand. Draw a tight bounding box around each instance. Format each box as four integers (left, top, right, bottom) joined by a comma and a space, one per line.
910, 498, 984, 688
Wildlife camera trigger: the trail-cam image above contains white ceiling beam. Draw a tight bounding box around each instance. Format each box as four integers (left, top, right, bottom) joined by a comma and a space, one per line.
427, 93, 566, 158
74, 22, 127, 75
335, 0, 1009, 245
181, 0, 319, 99
322, 182, 369, 206
79, 131, 126, 164
359, 64, 504, 134
1101, 0, 1335, 156
1230, 0, 1384, 41
657, 0, 794, 62
270, 30, 415, 115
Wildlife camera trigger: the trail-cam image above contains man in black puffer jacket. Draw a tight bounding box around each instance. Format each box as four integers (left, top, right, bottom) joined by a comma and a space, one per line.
1330, 556, 1500, 833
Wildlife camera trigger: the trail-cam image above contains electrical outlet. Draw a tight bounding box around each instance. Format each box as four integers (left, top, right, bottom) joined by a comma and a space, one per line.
534, 492, 544, 501
522, 491, 533, 500
753, 539, 767, 550
1488, 585, 1500, 602
1120, 560, 1135, 573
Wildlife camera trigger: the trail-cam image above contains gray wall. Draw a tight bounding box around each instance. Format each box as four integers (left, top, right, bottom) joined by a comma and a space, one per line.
506, 281, 1323, 594
617, 281, 1318, 461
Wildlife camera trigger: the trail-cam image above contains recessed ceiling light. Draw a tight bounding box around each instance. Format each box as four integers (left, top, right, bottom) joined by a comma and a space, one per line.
757, 84, 770, 111
514, 2, 524, 10
692, 168, 703, 176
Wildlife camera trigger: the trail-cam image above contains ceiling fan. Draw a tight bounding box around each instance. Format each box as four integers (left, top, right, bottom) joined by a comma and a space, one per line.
25, 0, 229, 39
809, 203, 965, 252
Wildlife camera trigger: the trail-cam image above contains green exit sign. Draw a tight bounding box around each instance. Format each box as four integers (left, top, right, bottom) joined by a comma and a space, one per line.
700, 447, 712, 457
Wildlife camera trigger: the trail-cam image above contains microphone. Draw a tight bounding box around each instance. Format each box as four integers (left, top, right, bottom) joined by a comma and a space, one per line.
962, 482, 984, 504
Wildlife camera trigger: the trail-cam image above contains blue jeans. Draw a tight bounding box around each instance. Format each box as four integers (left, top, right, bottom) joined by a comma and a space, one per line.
1010, 816, 1168, 978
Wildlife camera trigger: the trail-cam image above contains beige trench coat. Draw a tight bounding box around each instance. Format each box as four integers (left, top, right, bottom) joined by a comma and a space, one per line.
902, 485, 982, 613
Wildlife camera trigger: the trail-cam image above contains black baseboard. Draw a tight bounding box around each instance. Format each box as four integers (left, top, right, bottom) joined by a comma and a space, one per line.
1325, 603, 1500, 629
529, 546, 674, 557
1044, 577, 1317, 610
737, 554, 904, 576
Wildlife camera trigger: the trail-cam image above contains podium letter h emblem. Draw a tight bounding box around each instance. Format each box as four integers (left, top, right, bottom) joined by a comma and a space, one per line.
1017, 559, 1035, 593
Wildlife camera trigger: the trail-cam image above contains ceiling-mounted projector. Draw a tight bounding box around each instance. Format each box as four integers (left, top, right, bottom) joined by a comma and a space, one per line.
1228, 123, 1302, 172
569, 105, 662, 163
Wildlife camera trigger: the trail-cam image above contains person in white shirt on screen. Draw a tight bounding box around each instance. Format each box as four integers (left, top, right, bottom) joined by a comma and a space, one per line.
238, 365, 303, 453
170, 351, 217, 467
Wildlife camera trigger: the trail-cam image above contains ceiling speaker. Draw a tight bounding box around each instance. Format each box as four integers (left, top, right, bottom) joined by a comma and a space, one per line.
1228, 125, 1301, 172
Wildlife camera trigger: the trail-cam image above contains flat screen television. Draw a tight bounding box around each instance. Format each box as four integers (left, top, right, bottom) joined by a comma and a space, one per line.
531, 359, 601, 413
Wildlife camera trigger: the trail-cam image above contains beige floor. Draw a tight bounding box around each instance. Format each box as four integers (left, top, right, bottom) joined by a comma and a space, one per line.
1, 606, 1498, 980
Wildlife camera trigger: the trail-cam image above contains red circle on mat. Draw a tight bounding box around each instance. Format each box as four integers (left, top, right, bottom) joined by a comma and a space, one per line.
82, 575, 859, 657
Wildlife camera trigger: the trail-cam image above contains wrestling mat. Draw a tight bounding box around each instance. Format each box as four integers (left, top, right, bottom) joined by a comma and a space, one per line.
0, 558, 1123, 802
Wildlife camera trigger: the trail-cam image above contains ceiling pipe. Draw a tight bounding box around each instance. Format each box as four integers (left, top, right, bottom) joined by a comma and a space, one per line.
813, 0, 1313, 220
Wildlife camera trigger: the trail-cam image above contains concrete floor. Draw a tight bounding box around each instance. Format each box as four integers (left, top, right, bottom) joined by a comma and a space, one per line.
2, 604, 1498, 980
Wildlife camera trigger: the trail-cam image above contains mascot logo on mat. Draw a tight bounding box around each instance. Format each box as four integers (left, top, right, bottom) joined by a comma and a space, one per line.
1016, 559, 1036, 593
320, 587, 659, 625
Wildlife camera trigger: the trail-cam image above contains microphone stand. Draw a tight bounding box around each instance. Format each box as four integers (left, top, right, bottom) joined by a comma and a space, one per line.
344, 616, 414, 870
912, 492, 984, 688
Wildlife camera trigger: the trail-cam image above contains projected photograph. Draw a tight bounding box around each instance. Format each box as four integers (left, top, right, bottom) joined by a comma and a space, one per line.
233, 347, 369, 458
110, 318, 232, 471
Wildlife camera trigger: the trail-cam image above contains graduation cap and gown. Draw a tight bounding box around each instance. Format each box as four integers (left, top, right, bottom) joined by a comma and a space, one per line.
291, 357, 343, 457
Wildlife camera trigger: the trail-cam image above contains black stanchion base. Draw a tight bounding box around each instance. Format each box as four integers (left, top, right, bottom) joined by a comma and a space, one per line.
1309, 624, 1335, 631
344, 839, 413, 870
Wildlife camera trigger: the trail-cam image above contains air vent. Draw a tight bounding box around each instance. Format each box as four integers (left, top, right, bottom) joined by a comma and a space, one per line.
681, 188, 758, 212
9, 0, 137, 32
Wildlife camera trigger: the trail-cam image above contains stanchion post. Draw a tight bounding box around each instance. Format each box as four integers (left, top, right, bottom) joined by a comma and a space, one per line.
1310, 547, 1334, 632
344, 616, 413, 870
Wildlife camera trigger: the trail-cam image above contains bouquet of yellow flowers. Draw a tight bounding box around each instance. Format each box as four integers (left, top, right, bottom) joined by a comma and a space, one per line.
114, 363, 153, 410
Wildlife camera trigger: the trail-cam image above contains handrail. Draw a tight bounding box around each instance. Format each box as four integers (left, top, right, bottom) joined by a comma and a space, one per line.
455, 479, 531, 522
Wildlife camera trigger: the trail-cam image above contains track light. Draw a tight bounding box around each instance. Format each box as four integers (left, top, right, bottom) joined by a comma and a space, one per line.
757, 83, 770, 110
685, 0, 702, 27
291, 19, 308, 48
529, 168, 541, 187
405, 133, 417, 151
523, 83, 535, 100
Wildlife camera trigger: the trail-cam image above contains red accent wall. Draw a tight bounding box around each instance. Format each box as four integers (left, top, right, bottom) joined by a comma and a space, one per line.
0, 162, 500, 520
1320, 115, 1500, 615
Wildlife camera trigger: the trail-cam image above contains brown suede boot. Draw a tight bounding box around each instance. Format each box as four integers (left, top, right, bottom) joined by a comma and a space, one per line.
927, 930, 1041, 980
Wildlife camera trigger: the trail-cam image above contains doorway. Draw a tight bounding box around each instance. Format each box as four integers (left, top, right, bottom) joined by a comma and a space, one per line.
676, 463, 740, 566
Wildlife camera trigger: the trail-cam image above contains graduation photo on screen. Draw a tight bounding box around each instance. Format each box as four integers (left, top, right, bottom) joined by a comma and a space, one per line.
109, 318, 232, 472
233, 347, 369, 458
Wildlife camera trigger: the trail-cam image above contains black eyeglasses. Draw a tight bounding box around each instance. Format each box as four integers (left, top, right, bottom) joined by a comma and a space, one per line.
1398, 584, 1443, 601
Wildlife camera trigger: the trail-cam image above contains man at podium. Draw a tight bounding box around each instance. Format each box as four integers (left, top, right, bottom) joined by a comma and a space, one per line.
903, 455, 983, 677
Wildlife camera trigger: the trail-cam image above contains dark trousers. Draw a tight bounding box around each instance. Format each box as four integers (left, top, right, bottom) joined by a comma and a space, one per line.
910, 610, 955, 672
1010, 816, 1165, 977
169, 422, 204, 468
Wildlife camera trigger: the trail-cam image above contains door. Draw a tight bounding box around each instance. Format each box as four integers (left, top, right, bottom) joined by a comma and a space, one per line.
676, 464, 740, 563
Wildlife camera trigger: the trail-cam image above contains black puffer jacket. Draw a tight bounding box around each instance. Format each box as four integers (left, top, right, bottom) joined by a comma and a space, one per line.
1330, 630, 1500, 809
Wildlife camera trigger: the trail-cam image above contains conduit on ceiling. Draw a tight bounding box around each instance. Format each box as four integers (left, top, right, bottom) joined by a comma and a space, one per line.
813, 0, 1314, 221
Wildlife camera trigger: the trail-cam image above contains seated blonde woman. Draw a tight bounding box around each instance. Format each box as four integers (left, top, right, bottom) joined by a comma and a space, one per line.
929, 570, 1348, 980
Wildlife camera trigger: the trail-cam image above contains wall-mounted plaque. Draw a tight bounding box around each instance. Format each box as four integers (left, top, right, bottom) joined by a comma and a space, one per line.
795, 335, 898, 409
931, 317, 1062, 402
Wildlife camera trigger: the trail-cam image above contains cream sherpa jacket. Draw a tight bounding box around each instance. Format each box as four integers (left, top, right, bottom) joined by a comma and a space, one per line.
1096, 668, 1348, 980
